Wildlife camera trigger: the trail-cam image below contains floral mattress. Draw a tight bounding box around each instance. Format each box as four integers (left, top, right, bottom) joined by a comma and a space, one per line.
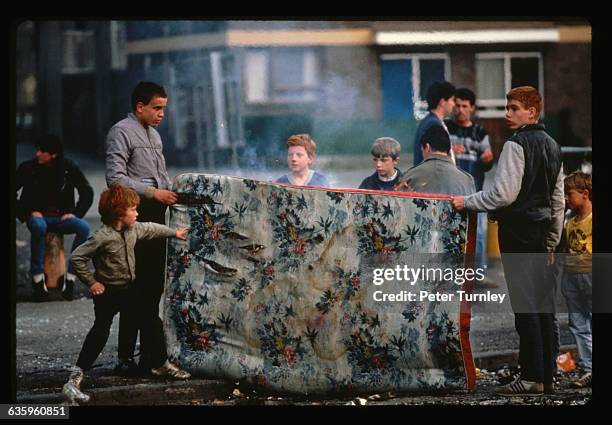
164, 174, 476, 395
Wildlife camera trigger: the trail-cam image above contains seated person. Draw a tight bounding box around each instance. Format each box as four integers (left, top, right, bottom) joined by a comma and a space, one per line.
15, 134, 93, 301
358, 137, 403, 191
276, 134, 329, 187
399, 125, 475, 196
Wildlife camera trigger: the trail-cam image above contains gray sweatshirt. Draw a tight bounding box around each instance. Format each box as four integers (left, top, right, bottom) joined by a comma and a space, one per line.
70, 222, 177, 287
464, 140, 565, 252
105, 113, 173, 199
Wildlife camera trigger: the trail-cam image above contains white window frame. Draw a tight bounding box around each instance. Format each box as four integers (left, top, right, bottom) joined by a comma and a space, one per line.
475, 52, 544, 118
381, 53, 451, 119
244, 48, 320, 105
62, 29, 95, 74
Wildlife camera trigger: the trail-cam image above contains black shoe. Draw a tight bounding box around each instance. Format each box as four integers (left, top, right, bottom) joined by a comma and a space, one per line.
32, 276, 49, 302
62, 275, 75, 301
113, 358, 139, 377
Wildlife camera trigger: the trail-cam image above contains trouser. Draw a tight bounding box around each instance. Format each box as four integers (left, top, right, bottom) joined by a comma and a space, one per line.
27, 215, 90, 274
562, 272, 592, 372
117, 199, 168, 368
76, 285, 132, 370
498, 219, 557, 384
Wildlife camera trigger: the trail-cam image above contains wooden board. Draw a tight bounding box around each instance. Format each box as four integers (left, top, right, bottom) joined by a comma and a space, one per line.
43, 232, 65, 289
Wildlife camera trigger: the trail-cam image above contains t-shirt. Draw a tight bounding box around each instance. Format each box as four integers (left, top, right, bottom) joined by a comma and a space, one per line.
564, 211, 592, 273
445, 120, 492, 191
275, 170, 330, 187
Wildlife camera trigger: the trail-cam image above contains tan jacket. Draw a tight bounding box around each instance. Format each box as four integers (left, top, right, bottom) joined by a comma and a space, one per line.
70, 222, 176, 287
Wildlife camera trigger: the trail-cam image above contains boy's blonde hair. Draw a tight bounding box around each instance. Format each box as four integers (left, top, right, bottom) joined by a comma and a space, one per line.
287, 134, 316, 159
564, 171, 592, 201
506, 86, 543, 120
371, 137, 401, 159
99, 184, 141, 225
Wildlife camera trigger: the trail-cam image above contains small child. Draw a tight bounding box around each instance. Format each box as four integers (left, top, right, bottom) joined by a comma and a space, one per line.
562, 171, 592, 388
62, 184, 191, 404
276, 133, 329, 187
358, 137, 402, 191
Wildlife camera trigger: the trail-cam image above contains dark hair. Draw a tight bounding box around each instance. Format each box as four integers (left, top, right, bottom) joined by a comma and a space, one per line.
98, 184, 141, 225
131, 81, 167, 112
35, 134, 64, 158
426, 81, 456, 110
420, 125, 450, 154
454, 87, 476, 106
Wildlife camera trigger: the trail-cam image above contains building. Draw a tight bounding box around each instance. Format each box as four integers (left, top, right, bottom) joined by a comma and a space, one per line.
14, 19, 591, 167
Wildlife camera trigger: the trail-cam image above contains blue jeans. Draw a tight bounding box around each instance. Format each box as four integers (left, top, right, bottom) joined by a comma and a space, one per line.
475, 212, 488, 269
26, 215, 90, 275
562, 272, 592, 373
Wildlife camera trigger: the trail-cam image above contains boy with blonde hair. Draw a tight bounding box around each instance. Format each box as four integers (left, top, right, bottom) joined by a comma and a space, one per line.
276, 134, 329, 187
562, 171, 592, 388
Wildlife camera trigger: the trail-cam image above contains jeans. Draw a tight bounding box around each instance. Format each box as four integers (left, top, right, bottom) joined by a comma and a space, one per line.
475, 212, 488, 269
26, 215, 90, 275
562, 272, 592, 373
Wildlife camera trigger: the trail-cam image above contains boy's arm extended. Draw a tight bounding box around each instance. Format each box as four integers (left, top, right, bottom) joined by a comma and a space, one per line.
70, 235, 102, 287
134, 221, 180, 241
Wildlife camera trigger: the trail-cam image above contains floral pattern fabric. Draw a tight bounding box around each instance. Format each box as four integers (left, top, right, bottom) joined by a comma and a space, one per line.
164, 174, 475, 395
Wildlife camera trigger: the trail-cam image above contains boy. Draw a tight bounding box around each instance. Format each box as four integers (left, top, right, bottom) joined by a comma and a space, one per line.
413, 81, 456, 166
358, 137, 403, 191
445, 87, 495, 280
62, 184, 191, 404
106, 81, 177, 374
276, 134, 329, 187
562, 171, 592, 388
15, 134, 93, 301
451, 86, 564, 396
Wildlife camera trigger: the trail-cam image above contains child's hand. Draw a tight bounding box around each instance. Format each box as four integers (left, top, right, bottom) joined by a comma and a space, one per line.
176, 227, 190, 240
90, 282, 105, 297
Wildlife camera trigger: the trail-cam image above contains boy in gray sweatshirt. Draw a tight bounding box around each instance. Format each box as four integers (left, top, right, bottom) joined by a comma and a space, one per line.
63, 184, 191, 404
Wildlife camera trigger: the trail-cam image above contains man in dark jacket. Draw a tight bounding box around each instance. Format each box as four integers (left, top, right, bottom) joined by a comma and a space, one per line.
16, 134, 93, 301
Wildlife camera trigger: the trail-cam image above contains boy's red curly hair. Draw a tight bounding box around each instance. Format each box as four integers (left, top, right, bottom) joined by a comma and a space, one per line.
506, 86, 543, 120
98, 183, 140, 225
287, 134, 316, 159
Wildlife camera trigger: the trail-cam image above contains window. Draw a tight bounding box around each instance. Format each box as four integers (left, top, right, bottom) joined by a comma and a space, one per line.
380, 53, 450, 119
476, 52, 543, 118
63, 30, 95, 74
244, 48, 320, 104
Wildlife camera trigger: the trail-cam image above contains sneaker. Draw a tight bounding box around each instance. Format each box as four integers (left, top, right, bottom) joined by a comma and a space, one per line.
151, 360, 191, 380
32, 274, 49, 302
62, 274, 75, 301
570, 372, 592, 388
113, 358, 139, 377
62, 367, 90, 404
497, 368, 520, 385
496, 377, 544, 396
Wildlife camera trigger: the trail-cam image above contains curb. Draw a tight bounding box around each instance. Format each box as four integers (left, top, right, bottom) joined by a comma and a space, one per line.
17, 345, 578, 405
17, 379, 234, 405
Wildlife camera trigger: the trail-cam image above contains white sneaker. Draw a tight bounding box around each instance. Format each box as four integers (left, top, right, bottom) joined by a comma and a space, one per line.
151, 360, 191, 380
62, 367, 90, 403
